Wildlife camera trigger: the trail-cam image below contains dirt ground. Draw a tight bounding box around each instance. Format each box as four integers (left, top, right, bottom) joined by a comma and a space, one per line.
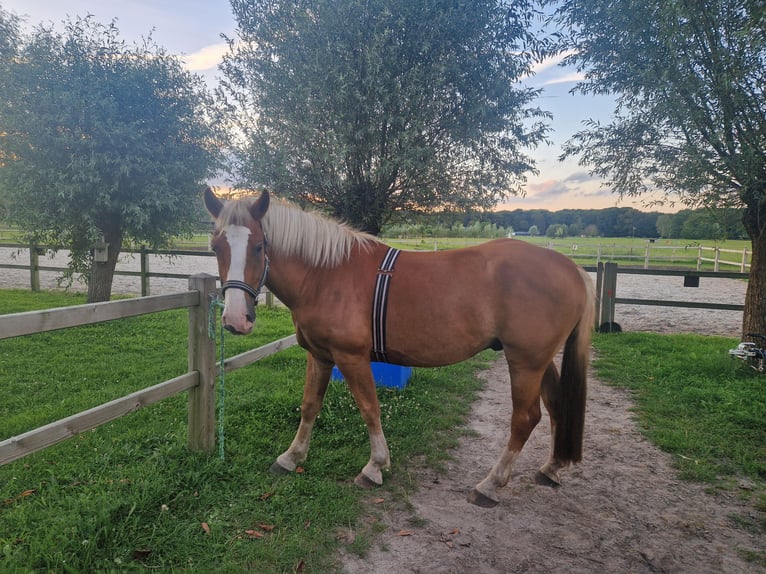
341, 357, 764, 574
341, 280, 765, 574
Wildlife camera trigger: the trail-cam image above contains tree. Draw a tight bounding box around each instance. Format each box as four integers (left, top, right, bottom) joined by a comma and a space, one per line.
545, 223, 566, 238
656, 214, 674, 239
549, 0, 766, 336
0, 12, 222, 302
220, 0, 549, 234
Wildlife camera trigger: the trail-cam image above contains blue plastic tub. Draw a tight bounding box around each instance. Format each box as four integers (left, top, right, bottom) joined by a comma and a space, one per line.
331, 362, 412, 389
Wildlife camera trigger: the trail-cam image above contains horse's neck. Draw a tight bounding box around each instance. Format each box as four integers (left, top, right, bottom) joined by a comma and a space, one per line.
263, 254, 312, 309
265, 242, 385, 309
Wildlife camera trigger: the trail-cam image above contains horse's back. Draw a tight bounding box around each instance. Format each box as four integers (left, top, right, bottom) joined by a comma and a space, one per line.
384, 239, 588, 367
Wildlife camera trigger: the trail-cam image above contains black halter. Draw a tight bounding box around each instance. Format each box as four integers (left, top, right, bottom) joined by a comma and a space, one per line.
221, 236, 270, 304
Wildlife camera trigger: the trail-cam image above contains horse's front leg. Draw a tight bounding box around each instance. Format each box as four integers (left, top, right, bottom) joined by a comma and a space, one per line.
271, 353, 332, 474
338, 359, 390, 488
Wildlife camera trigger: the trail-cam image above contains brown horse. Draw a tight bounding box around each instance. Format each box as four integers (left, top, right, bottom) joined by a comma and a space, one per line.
204, 188, 595, 507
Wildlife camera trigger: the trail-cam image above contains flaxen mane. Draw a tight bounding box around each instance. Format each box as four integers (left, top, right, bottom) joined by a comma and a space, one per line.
216, 195, 379, 268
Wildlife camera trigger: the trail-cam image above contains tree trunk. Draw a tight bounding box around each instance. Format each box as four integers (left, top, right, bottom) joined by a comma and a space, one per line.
332, 182, 386, 235
741, 200, 766, 338
87, 228, 123, 303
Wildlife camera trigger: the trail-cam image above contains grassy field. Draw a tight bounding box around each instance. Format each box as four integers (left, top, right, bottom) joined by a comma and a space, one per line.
0, 290, 489, 572
174, 232, 751, 270
592, 332, 766, 546
384, 236, 752, 271
1, 291, 764, 570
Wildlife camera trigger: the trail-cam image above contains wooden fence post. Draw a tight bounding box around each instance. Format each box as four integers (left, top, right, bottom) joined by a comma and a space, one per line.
595, 262, 604, 329
741, 247, 749, 272
29, 244, 41, 292
140, 246, 150, 297
187, 273, 218, 452
599, 262, 618, 330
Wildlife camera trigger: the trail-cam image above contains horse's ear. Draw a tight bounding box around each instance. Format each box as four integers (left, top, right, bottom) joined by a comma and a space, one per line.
204, 187, 224, 219
249, 190, 270, 221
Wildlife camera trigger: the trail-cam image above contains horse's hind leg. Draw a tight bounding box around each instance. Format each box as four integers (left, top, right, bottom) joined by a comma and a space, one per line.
468, 364, 544, 508
537, 362, 567, 487
271, 353, 332, 474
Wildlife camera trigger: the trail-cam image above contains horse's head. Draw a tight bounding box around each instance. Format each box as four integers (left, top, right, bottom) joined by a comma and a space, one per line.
204, 188, 270, 335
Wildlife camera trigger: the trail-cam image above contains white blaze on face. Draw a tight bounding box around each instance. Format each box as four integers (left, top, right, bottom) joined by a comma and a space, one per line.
222, 225, 253, 334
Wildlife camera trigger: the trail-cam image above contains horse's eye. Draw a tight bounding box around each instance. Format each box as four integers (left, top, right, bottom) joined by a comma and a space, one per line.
253, 243, 263, 256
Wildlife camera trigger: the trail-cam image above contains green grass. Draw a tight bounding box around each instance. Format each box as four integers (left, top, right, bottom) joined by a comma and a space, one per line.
592, 333, 766, 519
382, 236, 751, 270
0, 289, 489, 572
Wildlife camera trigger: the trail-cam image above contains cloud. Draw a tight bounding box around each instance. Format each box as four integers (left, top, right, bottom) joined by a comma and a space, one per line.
524, 171, 609, 202
527, 179, 573, 200
529, 49, 577, 75
183, 41, 228, 72
564, 171, 600, 184
525, 50, 585, 87
542, 71, 585, 86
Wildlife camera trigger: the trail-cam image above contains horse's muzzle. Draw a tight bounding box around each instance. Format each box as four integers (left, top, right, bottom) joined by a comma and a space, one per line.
221, 292, 255, 335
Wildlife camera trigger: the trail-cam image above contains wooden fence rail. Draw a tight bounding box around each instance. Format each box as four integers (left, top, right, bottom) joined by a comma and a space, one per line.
561, 243, 751, 271
0, 273, 298, 466
590, 263, 747, 330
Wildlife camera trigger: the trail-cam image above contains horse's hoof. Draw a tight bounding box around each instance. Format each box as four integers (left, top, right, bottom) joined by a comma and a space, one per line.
534, 470, 562, 488
269, 461, 291, 475
467, 488, 499, 508
353, 472, 380, 489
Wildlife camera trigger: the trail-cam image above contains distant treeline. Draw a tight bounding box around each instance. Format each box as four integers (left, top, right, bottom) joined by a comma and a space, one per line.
383, 206, 747, 240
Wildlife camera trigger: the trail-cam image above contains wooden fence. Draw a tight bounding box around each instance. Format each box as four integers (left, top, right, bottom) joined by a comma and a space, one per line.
0, 243, 212, 296
0, 274, 297, 467
591, 262, 747, 330
556, 242, 750, 271
0, 262, 748, 464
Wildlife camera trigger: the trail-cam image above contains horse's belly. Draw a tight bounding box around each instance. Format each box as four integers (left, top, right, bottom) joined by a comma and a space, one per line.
385, 325, 492, 368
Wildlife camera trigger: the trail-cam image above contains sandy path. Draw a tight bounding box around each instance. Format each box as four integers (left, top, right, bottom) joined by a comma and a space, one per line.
341, 356, 764, 574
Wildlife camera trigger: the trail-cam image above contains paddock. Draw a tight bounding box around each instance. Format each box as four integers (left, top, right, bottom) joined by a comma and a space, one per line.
0, 275, 297, 466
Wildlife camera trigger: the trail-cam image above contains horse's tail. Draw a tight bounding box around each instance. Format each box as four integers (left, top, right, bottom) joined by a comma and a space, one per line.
553, 267, 595, 464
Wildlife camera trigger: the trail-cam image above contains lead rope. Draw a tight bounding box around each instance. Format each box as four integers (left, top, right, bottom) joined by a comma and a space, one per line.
208, 296, 226, 460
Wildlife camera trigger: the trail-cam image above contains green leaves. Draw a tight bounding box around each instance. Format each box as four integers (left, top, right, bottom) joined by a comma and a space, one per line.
0, 13, 223, 299
550, 0, 766, 208
222, 0, 549, 234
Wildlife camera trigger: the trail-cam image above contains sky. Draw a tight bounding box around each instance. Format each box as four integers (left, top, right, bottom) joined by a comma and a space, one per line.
1, 0, 669, 213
